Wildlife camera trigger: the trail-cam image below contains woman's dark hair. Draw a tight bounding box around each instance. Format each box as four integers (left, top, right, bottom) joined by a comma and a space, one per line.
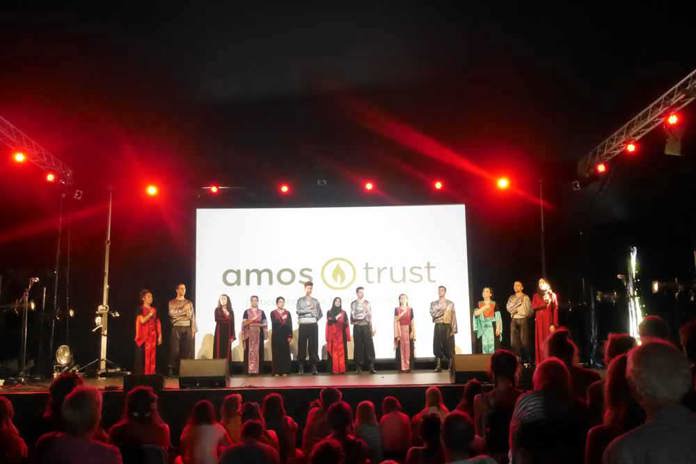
241, 419, 264, 440
189, 400, 216, 425
327, 401, 353, 433
420, 413, 442, 448
309, 438, 345, 464
139, 289, 152, 306
262, 393, 286, 424
44, 372, 84, 423
545, 328, 577, 367
459, 379, 482, 416
382, 396, 401, 414
241, 401, 263, 424
320, 387, 342, 409
604, 333, 636, 365
216, 294, 232, 312
125, 386, 160, 424
276, 296, 285, 304
680, 320, 696, 364
604, 354, 645, 430
490, 349, 518, 385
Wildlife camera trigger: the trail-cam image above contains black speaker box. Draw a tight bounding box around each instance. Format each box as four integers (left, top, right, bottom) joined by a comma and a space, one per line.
450, 354, 491, 384
179, 359, 229, 388
123, 374, 165, 393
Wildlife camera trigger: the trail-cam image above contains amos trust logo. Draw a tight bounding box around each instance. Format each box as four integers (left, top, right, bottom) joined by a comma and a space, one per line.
321, 257, 357, 290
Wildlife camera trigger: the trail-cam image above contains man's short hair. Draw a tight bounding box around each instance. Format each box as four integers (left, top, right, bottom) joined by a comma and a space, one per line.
441, 411, 474, 454
628, 340, 691, 406
241, 419, 264, 440
326, 401, 352, 431
438, 285, 447, 291
320, 387, 342, 409
356, 286, 364, 293
61, 386, 102, 437
304, 281, 314, 288
309, 438, 345, 464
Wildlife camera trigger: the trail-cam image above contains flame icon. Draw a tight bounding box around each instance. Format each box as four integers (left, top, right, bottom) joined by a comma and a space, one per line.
332, 264, 346, 284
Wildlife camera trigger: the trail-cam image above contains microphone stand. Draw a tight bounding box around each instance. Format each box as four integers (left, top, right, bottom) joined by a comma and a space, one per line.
18, 277, 38, 380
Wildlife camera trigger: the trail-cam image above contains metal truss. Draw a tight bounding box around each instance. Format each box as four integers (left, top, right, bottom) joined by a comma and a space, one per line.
0, 115, 73, 184
577, 68, 696, 177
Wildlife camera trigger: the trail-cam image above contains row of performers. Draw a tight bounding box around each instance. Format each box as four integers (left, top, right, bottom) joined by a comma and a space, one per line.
133, 279, 558, 376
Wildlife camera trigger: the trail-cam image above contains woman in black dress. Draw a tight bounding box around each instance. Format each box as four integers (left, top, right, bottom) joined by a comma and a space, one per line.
214, 294, 235, 361
270, 296, 293, 376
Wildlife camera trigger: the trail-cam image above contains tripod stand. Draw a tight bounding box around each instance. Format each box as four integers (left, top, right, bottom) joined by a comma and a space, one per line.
78, 190, 123, 377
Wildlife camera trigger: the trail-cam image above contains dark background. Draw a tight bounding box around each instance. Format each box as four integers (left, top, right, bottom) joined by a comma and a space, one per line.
1, 1, 695, 373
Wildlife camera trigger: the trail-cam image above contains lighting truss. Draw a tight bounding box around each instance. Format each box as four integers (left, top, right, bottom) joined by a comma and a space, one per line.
577, 68, 696, 177
0, 115, 73, 184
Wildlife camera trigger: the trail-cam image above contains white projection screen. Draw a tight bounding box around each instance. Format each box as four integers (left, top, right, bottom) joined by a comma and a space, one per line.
195, 204, 471, 361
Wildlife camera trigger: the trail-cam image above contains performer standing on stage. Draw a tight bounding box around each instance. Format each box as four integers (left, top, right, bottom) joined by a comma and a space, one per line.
270, 296, 292, 376
394, 294, 415, 373
506, 281, 532, 363
473, 287, 502, 354
214, 294, 235, 361
326, 297, 351, 374
134, 289, 162, 375
296, 281, 322, 375
242, 295, 268, 375
531, 278, 558, 364
168, 283, 195, 376
430, 285, 457, 372
351, 286, 376, 374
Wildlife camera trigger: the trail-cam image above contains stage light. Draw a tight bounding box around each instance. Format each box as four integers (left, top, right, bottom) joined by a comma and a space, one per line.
210, 185, 220, 194
46, 172, 56, 182
433, 180, 444, 190
496, 177, 510, 190
279, 183, 290, 195
145, 184, 159, 197
625, 142, 638, 154
595, 162, 608, 175
13, 151, 27, 163
363, 181, 375, 192
666, 112, 680, 126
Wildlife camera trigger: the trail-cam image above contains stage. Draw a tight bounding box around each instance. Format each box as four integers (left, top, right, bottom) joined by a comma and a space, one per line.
2, 370, 465, 447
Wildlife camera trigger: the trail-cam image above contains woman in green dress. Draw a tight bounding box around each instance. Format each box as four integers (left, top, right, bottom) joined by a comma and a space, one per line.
473, 287, 502, 354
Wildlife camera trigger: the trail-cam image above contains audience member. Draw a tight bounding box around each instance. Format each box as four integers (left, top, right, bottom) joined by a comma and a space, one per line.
308, 438, 345, 464
587, 333, 636, 425
35, 386, 122, 464
509, 357, 587, 464
36, 372, 84, 442
263, 392, 302, 463
242, 401, 279, 451
473, 349, 521, 463
638, 315, 671, 343
585, 354, 645, 464
603, 340, 696, 463
546, 328, 600, 401
456, 379, 483, 418
680, 319, 696, 411
441, 411, 495, 463
0, 395, 28, 464
219, 419, 280, 464
220, 393, 243, 444
325, 400, 369, 464
303, 387, 342, 456
179, 399, 231, 464
108, 386, 171, 454
412, 386, 449, 445
354, 400, 383, 464
380, 396, 411, 460
405, 413, 445, 464
513, 419, 581, 464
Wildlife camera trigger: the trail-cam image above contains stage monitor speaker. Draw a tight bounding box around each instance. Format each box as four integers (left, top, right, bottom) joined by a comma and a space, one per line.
179, 359, 229, 388
450, 354, 491, 384
123, 374, 164, 393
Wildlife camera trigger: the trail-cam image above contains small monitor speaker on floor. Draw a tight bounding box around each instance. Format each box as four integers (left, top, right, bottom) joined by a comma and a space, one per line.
450, 354, 491, 384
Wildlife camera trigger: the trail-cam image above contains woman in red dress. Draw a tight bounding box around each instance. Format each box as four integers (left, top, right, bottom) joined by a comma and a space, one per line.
326, 297, 351, 374
135, 289, 162, 375
531, 278, 558, 365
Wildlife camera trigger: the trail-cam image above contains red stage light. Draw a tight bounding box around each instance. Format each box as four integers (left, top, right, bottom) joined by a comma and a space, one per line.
666, 113, 680, 126
46, 172, 56, 182
496, 177, 510, 190
145, 184, 159, 197
364, 181, 375, 192
279, 183, 290, 194
595, 162, 608, 174
210, 185, 219, 194
13, 151, 27, 163
433, 180, 444, 190
625, 142, 638, 154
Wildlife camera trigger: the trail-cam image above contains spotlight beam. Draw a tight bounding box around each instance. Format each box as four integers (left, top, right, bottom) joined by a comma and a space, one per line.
0, 115, 73, 184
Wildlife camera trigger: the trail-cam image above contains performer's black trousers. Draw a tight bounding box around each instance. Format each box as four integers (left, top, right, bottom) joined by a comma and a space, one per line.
169, 325, 193, 374
353, 324, 375, 368
297, 323, 319, 365
510, 318, 531, 363
433, 323, 453, 362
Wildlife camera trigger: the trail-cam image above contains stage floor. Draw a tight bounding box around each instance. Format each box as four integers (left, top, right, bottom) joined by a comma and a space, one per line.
1, 370, 452, 393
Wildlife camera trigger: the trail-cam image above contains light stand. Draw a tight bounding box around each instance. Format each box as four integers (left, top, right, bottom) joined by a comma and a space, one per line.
18, 277, 39, 379
78, 190, 122, 376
